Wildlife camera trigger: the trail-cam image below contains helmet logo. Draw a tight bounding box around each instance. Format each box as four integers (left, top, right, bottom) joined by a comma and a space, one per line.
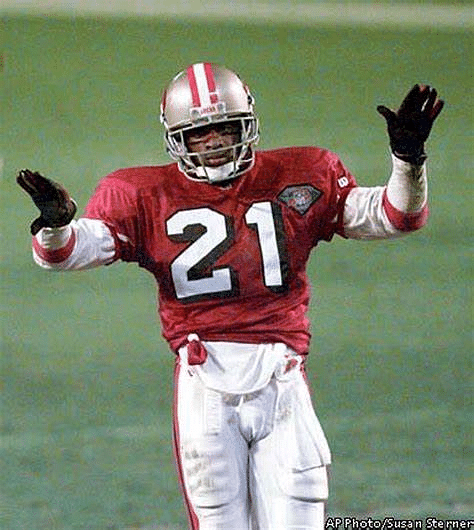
190, 101, 227, 122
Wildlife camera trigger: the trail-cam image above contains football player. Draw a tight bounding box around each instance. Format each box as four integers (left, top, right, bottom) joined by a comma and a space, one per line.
17, 62, 443, 529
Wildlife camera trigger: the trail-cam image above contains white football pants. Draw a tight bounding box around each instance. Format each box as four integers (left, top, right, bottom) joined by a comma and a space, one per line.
173, 343, 331, 529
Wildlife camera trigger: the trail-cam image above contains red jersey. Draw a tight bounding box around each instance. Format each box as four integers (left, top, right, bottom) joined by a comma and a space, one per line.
84, 146, 357, 354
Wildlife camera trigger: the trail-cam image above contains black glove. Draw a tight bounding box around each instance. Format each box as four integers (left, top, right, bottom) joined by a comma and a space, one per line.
17, 169, 77, 235
377, 84, 444, 165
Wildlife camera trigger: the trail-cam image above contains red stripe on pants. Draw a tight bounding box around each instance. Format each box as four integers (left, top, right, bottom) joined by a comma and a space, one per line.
173, 357, 200, 529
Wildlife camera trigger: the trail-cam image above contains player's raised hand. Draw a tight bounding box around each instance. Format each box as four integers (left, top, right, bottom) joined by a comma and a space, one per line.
17, 169, 77, 235
377, 84, 444, 165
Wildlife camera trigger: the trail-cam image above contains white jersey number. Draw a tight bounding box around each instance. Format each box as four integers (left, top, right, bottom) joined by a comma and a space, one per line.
166, 202, 287, 302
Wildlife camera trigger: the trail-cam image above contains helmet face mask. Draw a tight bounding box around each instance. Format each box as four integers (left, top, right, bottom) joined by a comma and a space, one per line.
160, 63, 259, 183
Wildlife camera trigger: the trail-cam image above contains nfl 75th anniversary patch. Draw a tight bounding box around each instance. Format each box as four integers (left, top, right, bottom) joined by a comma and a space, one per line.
278, 184, 322, 215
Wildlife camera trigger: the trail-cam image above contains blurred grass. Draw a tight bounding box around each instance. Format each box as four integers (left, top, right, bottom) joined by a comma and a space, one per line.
1, 10, 473, 529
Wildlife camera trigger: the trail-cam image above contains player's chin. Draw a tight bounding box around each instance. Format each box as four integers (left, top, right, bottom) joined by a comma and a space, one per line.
203, 155, 233, 167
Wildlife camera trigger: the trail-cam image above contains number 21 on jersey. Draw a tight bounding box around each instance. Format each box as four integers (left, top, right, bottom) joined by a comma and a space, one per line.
166, 201, 288, 302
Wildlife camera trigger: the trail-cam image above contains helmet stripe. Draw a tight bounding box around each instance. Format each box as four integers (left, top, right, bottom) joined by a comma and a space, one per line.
204, 62, 219, 104
192, 63, 211, 107
188, 62, 220, 108
186, 65, 201, 107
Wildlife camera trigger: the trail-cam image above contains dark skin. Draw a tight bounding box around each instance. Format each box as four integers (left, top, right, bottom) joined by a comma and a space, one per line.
185, 122, 241, 167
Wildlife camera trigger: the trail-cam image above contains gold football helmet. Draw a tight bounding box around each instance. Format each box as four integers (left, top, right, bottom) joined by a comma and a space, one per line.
160, 62, 259, 183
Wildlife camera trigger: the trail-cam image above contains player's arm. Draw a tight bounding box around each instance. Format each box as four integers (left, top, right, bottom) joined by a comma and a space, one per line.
17, 169, 118, 270
342, 84, 444, 240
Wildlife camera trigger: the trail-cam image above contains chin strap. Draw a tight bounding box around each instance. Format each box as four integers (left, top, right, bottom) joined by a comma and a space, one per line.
194, 160, 237, 183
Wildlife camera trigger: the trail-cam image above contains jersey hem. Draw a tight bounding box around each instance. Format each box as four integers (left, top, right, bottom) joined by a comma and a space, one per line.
168, 332, 310, 356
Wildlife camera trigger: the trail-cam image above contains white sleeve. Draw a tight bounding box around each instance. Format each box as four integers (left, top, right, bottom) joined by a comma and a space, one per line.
33, 218, 117, 270
343, 186, 401, 240
385, 154, 427, 212
342, 155, 429, 240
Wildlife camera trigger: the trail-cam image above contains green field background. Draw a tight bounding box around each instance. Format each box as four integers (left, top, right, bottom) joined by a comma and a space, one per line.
1, 4, 473, 529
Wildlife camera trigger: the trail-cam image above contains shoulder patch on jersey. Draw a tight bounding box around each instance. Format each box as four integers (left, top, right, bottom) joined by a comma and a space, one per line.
278, 184, 322, 215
